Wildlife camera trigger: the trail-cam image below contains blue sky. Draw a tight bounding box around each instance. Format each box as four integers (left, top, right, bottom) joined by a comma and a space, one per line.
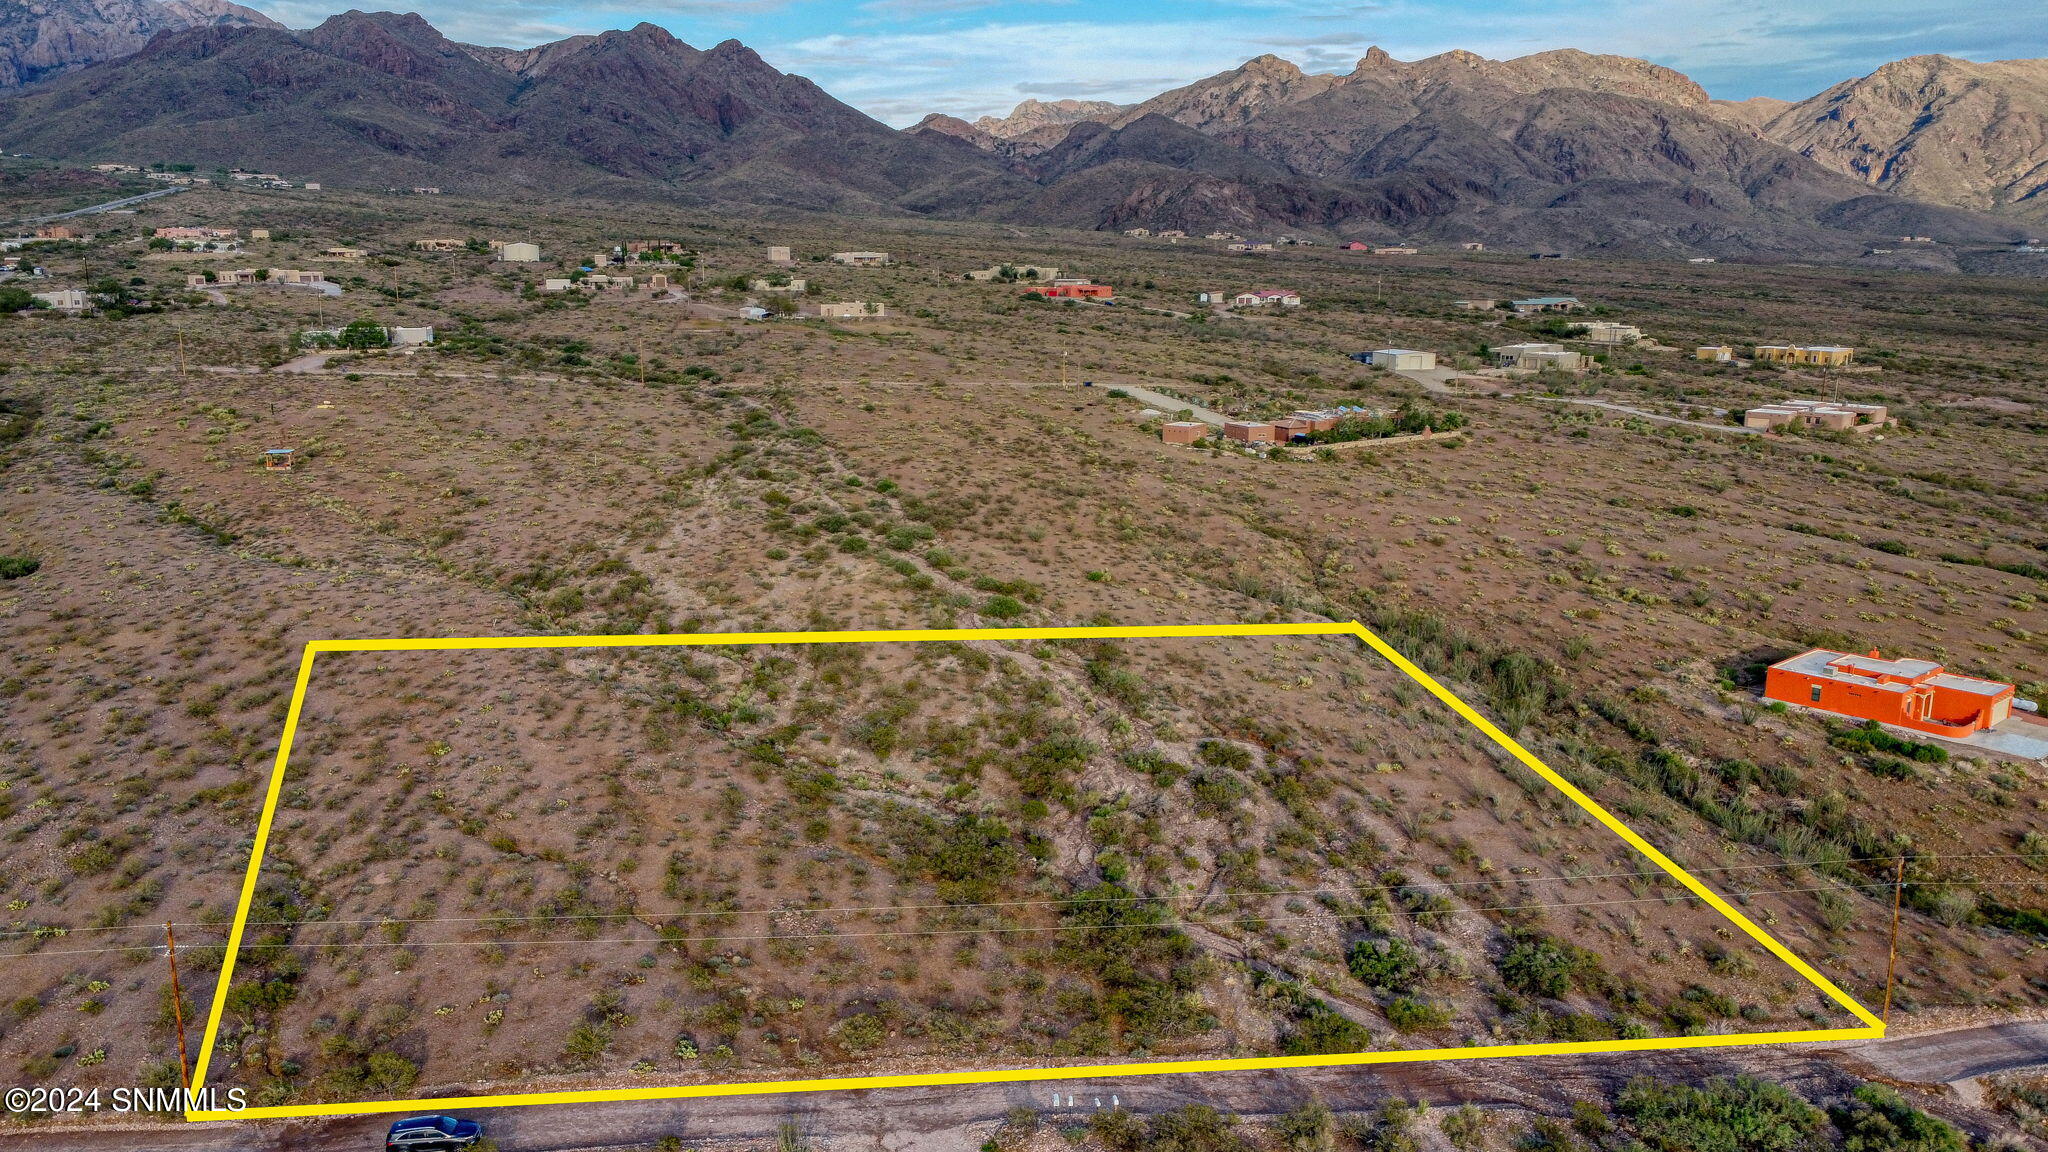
249, 0, 2047, 126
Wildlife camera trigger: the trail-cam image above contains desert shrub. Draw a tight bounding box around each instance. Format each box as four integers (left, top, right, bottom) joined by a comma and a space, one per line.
886, 807, 1019, 903
1830, 720, 1947, 764
1123, 750, 1187, 787
1385, 997, 1451, 1033
1196, 740, 1253, 770
1829, 1084, 1964, 1152
829, 1013, 887, 1052
1010, 732, 1095, 803
2017, 830, 2048, 871
1188, 769, 1250, 816
1615, 1076, 1826, 1152
983, 594, 1025, 619
1345, 938, 1420, 992
0, 555, 38, 579
1087, 659, 1149, 712
1056, 882, 1213, 1047
561, 1021, 611, 1067
1093, 1105, 1251, 1152
1441, 1105, 1490, 1150
1497, 933, 1597, 999
1253, 970, 1372, 1055
1272, 1100, 1334, 1152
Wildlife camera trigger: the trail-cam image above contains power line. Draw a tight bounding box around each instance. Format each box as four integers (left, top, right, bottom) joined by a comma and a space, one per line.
5, 876, 2042, 963
3, 850, 2040, 945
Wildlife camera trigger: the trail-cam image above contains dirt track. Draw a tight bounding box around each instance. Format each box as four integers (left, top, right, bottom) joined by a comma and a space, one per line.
6, 1021, 2044, 1152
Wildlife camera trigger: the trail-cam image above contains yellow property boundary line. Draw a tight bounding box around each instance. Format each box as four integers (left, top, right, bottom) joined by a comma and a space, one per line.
188, 621, 1883, 1122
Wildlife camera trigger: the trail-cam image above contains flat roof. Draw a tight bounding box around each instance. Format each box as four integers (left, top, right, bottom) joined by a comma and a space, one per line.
1372, 348, 1429, 355
1929, 673, 2013, 697
1831, 653, 1942, 679
1772, 649, 1926, 690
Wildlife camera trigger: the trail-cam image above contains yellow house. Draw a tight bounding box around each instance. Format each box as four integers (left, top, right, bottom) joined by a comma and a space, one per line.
1695, 345, 1733, 362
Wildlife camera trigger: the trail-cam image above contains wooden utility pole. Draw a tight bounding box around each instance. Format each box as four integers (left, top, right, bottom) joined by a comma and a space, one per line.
1881, 854, 1906, 1027
164, 922, 192, 1092
176, 330, 187, 380
638, 338, 646, 387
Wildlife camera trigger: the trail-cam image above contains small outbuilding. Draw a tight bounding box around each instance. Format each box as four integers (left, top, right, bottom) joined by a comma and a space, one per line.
1161, 422, 1208, 444
1363, 349, 1435, 370
263, 447, 295, 471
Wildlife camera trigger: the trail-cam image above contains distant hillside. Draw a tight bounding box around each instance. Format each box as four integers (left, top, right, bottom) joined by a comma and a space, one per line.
973, 97, 1127, 138
1748, 55, 2048, 214
915, 46, 2020, 255
0, 0, 275, 88
0, 17, 2034, 256
0, 12, 1029, 212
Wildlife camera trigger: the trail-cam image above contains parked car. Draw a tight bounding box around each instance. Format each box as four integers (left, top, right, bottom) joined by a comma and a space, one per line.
386, 1115, 484, 1150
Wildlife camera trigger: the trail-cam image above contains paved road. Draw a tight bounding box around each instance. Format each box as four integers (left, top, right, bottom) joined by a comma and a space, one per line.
8, 1022, 2044, 1152
8, 185, 185, 227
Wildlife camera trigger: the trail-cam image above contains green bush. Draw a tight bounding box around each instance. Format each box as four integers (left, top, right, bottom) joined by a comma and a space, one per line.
1188, 769, 1250, 816
1196, 741, 1253, 770
1384, 997, 1451, 1033
983, 594, 1025, 619
1830, 720, 1947, 764
1498, 933, 1596, 999
830, 1013, 887, 1052
0, 555, 39, 579
1616, 1076, 1826, 1152
1829, 1084, 1964, 1152
1345, 938, 1420, 992
1093, 1105, 1251, 1152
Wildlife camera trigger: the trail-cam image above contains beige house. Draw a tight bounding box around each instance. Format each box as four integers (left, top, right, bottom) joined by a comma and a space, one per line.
750, 278, 808, 293
32, 289, 89, 312
1742, 399, 1889, 431
1495, 342, 1583, 371
830, 251, 890, 266
1366, 349, 1436, 370
322, 246, 366, 260
767, 245, 792, 263
1696, 345, 1734, 362
495, 241, 542, 262
413, 239, 463, 252
1755, 344, 1854, 367
1453, 298, 1498, 311
1579, 321, 1642, 345
816, 301, 887, 318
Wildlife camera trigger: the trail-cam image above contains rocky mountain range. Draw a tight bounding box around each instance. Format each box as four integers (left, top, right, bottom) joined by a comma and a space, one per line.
0, 0, 276, 88
1754, 55, 2048, 211
940, 47, 2048, 223
0, 10, 2041, 255
0, 12, 1026, 211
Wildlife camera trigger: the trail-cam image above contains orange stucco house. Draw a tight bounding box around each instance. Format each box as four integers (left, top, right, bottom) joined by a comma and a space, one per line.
1765, 649, 2016, 736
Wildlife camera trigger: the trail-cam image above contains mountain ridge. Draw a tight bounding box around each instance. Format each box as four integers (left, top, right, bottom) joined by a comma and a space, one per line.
0, 17, 2037, 254
0, 0, 276, 88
